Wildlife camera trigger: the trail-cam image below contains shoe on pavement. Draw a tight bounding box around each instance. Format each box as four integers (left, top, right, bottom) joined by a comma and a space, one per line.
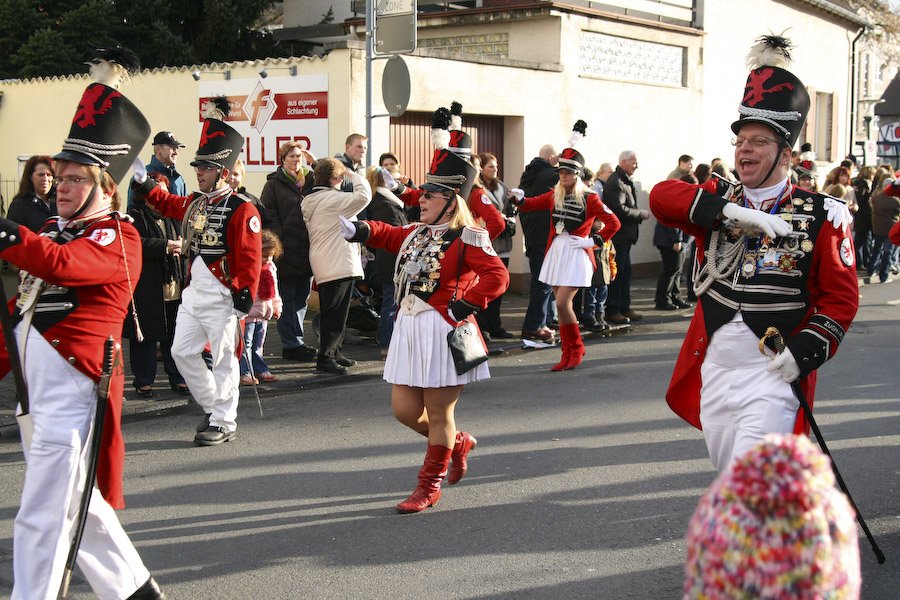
126, 577, 166, 600
258, 371, 277, 382
881, 277, 894, 284
623, 310, 643, 321
335, 354, 357, 367
492, 329, 514, 339
316, 357, 348, 375
282, 344, 317, 362
194, 426, 236, 446
606, 313, 631, 325
655, 302, 678, 311
239, 374, 258, 386
671, 297, 693, 309
521, 328, 554, 341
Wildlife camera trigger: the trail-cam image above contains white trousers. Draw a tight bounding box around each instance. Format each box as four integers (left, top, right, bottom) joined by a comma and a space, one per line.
699, 317, 799, 471
13, 329, 149, 600
172, 259, 240, 432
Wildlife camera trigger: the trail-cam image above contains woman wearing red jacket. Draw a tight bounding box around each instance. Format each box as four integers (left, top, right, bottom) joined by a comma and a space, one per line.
341, 147, 508, 514
512, 121, 621, 371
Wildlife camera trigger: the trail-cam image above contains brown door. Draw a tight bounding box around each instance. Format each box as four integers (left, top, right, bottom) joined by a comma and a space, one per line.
389, 111, 505, 185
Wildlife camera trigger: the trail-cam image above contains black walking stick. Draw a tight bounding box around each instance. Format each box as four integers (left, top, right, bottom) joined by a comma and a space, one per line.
0, 277, 33, 445
59, 336, 118, 598
760, 327, 885, 564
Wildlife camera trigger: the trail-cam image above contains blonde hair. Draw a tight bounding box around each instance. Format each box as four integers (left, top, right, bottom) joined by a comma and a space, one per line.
366, 165, 386, 190
553, 175, 590, 211
824, 183, 847, 199
448, 193, 477, 229
261, 229, 283, 260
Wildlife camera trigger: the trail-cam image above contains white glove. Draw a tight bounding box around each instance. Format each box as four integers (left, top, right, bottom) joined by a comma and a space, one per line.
722, 203, 792, 239
339, 215, 357, 240
766, 347, 800, 382
131, 157, 147, 184
824, 197, 852, 233
233, 308, 249, 319
509, 188, 525, 202
566, 235, 596, 249
381, 168, 398, 191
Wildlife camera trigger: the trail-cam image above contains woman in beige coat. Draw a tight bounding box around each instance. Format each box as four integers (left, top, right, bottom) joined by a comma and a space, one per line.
301, 157, 371, 373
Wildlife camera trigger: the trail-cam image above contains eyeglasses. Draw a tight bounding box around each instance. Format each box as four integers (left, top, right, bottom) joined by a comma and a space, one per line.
194, 165, 219, 172
731, 135, 777, 148
422, 192, 451, 200
53, 176, 93, 187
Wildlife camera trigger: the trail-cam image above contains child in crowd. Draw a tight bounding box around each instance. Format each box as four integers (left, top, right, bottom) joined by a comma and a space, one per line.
240, 230, 284, 385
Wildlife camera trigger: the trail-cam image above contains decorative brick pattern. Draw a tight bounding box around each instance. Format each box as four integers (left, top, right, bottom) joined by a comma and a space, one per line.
420, 32, 509, 57
580, 31, 685, 87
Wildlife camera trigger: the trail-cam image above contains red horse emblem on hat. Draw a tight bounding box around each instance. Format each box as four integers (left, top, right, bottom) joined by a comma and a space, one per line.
199, 120, 226, 147
743, 68, 794, 107
429, 149, 448, 174
73, 85, 121, 129
561, 148, 578, 160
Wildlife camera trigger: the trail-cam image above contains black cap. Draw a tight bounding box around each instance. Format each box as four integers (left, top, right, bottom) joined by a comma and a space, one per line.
54, 83, 151, 184
191, 97, 243, 172
422, 148, 476, 199
153, 131, 185, 147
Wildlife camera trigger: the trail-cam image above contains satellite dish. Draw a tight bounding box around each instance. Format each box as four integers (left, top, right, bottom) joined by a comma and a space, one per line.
382, 55, 410, 118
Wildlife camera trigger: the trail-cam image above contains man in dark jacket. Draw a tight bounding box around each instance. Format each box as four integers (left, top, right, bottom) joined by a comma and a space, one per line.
127, 131, 187, 208
603, 150, 650, 324
261, 142, 317, 361
519, 144, 559, 341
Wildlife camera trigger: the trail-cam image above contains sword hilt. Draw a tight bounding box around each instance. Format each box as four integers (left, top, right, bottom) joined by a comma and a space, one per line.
759, 326, 786, 358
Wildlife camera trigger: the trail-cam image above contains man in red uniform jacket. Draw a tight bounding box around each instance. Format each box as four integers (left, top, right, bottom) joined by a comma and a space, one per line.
132, 98, 261, 446
649, 35, 858, 471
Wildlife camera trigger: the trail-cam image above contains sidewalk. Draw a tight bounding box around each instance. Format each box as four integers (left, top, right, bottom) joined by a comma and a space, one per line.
0, 274, 684, 437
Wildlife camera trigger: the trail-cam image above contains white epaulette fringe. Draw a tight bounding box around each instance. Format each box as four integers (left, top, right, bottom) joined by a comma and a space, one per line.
461, 226, 491, 248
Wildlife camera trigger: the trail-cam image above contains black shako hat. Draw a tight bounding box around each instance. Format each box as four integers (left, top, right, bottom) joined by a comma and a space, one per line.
54, 47, 150, 184
422, 149, 477, 200
447, 100, 474, 159
192, 96, 244, 171
731, 35, 810, 148
557, 120, 587, 176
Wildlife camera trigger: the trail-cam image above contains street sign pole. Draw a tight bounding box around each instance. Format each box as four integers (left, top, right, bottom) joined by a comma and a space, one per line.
366, 0, 375, 168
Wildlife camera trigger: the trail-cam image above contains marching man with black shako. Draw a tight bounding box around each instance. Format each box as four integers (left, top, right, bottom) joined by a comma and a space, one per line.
650, 35, 858, 471
0, 48, 166, 599
132, 97, 262, 446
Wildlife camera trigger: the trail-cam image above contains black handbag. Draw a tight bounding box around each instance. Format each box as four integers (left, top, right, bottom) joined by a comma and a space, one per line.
446, 242, 488, 375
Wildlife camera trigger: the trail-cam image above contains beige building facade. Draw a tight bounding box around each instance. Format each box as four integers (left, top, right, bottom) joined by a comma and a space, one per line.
0, 0, 867, 288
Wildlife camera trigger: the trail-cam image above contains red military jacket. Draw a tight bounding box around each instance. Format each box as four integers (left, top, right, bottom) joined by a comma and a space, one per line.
518, 190, 621, 268
363, 221, 509, 337
0, 213, 142, 509
650, 178, 859, 434
139, 183, 262, 312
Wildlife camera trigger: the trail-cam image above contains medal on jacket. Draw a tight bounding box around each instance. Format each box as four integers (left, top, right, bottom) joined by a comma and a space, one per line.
193, 212, 207, 232
16, 273, 43, 312
741, 252, 758, 278
555, 221, 564, 235
202, 228, 220, 245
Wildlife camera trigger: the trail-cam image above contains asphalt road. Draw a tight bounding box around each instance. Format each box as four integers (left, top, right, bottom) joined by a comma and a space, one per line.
1, 282, 898, 599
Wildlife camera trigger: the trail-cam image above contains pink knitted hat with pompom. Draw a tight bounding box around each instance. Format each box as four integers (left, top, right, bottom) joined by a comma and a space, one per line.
683, 433, 861, 600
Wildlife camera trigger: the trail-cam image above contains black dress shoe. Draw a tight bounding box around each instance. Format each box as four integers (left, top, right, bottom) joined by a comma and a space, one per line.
194, 426, 236, 446
655, 302, 678, 311
492, 329, 514, 339
171, 384, 191, 396
335, 354, 357, 367
134, 386, 157, 399
196, 413, 211, 433
126, 577, 166, 600
316, 358, 348, 375
282, 344, 317, 362
671, 297, 693, 309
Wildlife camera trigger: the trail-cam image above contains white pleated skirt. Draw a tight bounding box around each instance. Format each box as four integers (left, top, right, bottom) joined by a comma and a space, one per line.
538, 233, 594, 287
383, 306, 490, 388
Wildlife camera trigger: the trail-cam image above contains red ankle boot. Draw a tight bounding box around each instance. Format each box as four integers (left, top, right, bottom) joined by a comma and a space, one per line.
447, 431, 477, 485
551, 323, 573, 371
396, 444, 453, 513
566, 324, 585, 369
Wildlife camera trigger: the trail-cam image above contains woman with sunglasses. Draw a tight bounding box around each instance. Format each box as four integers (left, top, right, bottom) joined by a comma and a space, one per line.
340, 143, 508, 514
511, 121, 621, 371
